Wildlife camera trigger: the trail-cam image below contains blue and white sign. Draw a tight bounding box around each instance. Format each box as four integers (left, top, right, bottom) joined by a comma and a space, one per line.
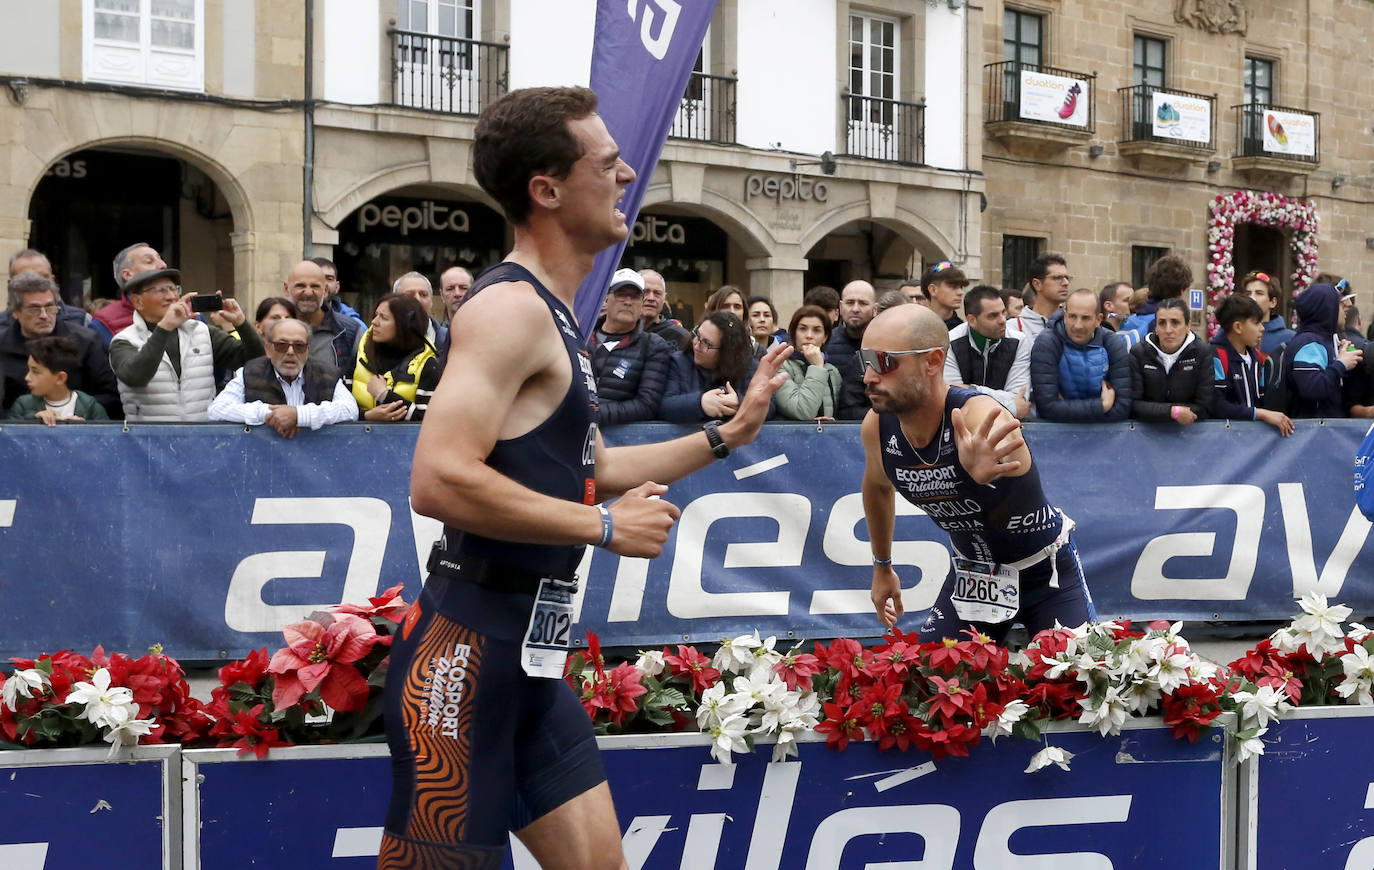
0, 745, 177, 870
1, 421, 1372, 661
1190, 288, 1206, 311
1241, 706, 1374, 869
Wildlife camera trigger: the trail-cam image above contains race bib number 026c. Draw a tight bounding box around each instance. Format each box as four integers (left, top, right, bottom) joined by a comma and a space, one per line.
522, 577, 577, 679
951, 558, 1020, 624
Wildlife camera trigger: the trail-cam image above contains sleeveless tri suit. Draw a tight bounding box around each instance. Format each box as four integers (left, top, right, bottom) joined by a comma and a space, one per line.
877, 385, 1095, 642
378, 263, 604, 869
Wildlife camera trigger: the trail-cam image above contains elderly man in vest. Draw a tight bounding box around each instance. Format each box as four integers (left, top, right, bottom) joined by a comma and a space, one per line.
109, 268, 264, 421
209, 318, 357, 437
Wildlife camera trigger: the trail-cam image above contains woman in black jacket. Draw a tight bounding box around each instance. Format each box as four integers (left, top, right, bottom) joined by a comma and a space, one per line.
1129, 297, 1213, 425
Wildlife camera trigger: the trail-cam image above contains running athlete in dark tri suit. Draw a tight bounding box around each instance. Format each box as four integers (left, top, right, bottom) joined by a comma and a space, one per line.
380, 87, 791, 870
859, 305, 1094, 641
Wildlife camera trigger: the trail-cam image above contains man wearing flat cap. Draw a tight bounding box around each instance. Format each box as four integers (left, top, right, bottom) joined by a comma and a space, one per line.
108, 268, 264, 421
589, 267, 674, 425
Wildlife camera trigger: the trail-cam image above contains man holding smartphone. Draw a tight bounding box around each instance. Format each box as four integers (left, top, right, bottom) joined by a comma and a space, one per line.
108, 268, 264, 421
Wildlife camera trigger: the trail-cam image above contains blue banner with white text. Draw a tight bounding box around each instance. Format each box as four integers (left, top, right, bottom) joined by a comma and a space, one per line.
574, 0, 717, 332
0, 420, 1370, 662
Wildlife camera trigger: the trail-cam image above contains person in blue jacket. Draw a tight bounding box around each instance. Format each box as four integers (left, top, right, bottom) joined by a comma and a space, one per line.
660, 311, 775, 422
1030, 288, 1132, 422
1241, 270, 1294, 355
1286, 282, 1362, 418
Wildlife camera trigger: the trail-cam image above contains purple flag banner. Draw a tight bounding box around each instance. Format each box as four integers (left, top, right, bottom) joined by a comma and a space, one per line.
573, 0, 718, 335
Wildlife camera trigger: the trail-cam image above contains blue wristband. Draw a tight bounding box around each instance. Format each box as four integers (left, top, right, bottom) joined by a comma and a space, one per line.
597, 505, 614, 548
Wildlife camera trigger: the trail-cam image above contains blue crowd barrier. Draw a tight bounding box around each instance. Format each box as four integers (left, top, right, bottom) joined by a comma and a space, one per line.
0, 419, 1369, 661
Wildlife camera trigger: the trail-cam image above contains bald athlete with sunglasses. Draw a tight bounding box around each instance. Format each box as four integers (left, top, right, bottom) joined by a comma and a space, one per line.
859, 304, 1095, 641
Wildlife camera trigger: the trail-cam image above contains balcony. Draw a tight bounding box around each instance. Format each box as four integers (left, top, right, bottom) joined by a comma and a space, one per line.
1231, 103, 1320, 177
984, 61, 1095, 150
669, 72, 738, 145
1117, 84, 1216, 164
841, 93, 925, 165
389, 29, 509, 115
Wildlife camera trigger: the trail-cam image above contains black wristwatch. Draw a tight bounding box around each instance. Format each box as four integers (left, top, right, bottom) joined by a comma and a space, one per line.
703, 420, 730, 459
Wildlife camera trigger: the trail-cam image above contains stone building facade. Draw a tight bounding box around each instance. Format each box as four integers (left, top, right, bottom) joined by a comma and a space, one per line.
979, 0, 1374, 319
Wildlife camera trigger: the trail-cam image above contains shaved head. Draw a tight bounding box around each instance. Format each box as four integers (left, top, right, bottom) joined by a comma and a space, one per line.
863, 303, 951, 354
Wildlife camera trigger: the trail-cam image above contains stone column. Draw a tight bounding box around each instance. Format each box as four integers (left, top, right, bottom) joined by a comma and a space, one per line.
230, 230, 258, 309
746, 254, 810, 321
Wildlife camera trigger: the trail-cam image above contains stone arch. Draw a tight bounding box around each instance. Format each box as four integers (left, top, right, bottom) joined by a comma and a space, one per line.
22, 136, 253, 236
799, 200, 957, 264
319, 164, 500, 230
640, 182, 773, 259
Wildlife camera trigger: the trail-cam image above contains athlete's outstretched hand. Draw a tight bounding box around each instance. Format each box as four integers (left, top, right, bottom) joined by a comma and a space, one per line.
719, 343, 794, 446
606, 481, 682, 558
872, 565, 904, 628
951, 406, 1024, 485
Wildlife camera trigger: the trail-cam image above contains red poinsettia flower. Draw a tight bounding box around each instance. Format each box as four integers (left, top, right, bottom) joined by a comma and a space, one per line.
268, 613, 381, 713
586, 633, 607, 679
817, 638, 869, 680
333, 582, 411, 626
773, 651, 822, 692
220, 648, 272, 690
815, 701, 866, 751
1162, 683, 1223, 742
1256, 662, 1304, 705
223, 703, 290, 758
663, 645, 720, 694
859, 680, 904, 733
927, 676, 972, 720
870, 640, 920, 680
589, 662, 648, 726
877, 704, 923, 752
927, 637, 972, 673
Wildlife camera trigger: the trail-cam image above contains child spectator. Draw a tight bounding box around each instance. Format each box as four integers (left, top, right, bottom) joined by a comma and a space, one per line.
1210, 293, 1293, 436
7, 336, 109, 425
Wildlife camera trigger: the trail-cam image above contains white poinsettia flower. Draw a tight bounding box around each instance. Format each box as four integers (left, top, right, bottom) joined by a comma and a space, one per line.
1121, 679, 1163, 716
1078, 685, 1130, 737
696, 681, 750, 730
1155, 648, 1194, 694
732, 668, 785, 708
1234, 734, 1266, 764
713, 631, 762, 673
1025, 745, 1074, 774
103, 716, 156, 753
1336, 645, 1374, 706
1286, 593, 1353, 656
66, 668, 136, 729
986, 699, 1029, 742
634, 650, 666, 678
1348, 624, 1373, 643
709, 714, 750, 764
1, 668, 50, 710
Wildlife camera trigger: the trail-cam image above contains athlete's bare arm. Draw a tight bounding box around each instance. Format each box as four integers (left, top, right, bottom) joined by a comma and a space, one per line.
860, 410, 903, 628
412, 280, 674, 557
592, 343, 793, 498
950, 395, 1031, 484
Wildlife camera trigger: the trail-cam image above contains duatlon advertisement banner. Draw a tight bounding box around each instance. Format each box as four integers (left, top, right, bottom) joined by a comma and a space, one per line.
1151, 90, 1211, 143
1261, 108, 1316, 157
1, 421, 1372, 661
1018, 69, 1089, 127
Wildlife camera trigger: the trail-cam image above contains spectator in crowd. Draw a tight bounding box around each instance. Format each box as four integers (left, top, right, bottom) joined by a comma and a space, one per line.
944, 284, 1032, 418
1000, 287, 1024, 319
348, 292, 439, 422
1015, 254, 1071, 345
920, 261, 970, 330
704, 285, 746, 317
284, 259, 361, 374
1211, 292, 1293, 435
254, 297, 299, 341
1286, 281, 1361, 418
109, 269, 263, 421
1120, 255, 1193, 346
7, 336, 109, 425
825, 279, 878, 420
208, 317, 357, 436
1100, 281, 1134, 333
93, 242, 166, 344
1240, 270, 1293, 354
639, 268, 688, 344
804, 285, 841, 327
393, 270, 449, 350
874, 289, 910, 315
1319, 276, 1368, 349
746, 295, 784, 354
4, 249, 91, 331
1031, 287, 1132, 422
1, 272, 119, 417
660, 311, 770, 422
776, 304, 843, 421
590, 268, 672, 425
1129, 297, 1212, 426
310, 257, 365, 327
1129, 288, 1148, 313
899, 280, 925, 306
440, 265, 473, 325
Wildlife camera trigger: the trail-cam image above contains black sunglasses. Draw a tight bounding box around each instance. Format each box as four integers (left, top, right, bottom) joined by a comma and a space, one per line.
857, 347, 939, 374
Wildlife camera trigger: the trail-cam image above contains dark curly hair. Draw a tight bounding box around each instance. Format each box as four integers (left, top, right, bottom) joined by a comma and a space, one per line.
686, 311, 753, 387
1145, 255, 1193, 302
473, 87, 599, 225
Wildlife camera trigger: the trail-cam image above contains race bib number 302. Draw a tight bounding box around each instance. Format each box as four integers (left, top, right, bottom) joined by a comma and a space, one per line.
522, 577, 577, 679
951, 558, 1020, 625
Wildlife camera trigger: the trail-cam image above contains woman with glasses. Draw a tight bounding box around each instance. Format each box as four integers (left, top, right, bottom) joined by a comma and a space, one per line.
659, 311, 772, 422
775, 305, 843, 421
348, 293, 439, 422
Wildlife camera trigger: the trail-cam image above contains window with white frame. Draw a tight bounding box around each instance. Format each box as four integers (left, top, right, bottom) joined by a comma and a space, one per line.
397, 0, 476, 40
84, 0, 204, 92
847, 13, 900, 158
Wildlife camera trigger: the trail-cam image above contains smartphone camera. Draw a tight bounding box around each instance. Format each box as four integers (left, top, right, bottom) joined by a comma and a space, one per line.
189, 294, 224, 313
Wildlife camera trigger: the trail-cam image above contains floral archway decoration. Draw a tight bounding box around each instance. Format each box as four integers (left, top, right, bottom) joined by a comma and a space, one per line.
1206, 190, 1319, 309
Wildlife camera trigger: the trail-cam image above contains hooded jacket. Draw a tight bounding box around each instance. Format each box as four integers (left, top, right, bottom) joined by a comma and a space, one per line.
1030, 309, 1132, 422
1129, 330, 1213, 422
1262, 315, 1296, 355
1287, 282, 1348, 418
1210, 331, 1267, 420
